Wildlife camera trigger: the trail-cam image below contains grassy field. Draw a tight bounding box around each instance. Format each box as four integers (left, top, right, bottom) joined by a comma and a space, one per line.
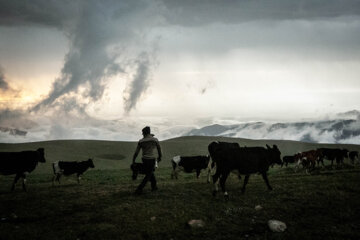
0, 136, 360, 240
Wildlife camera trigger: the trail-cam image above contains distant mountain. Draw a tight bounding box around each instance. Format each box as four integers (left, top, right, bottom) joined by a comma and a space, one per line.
184, 118, 360, 144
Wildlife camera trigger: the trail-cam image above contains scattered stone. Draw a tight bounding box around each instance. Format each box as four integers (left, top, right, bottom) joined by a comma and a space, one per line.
1, 217, 7, 221
150, 216, 156, 221
187, 219, 205, 228
255, 205, 263, 211
10, 213, 18, 219
268, 220, 287, 232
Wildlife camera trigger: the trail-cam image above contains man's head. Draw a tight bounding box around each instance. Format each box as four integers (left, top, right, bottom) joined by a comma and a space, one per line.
142, 126, 151, 136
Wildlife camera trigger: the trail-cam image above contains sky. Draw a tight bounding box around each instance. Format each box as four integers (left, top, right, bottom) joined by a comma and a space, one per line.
1, 0, 360, 142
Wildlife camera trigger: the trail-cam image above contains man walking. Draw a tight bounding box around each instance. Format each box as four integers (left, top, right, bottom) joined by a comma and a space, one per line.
132, 126, 162, 194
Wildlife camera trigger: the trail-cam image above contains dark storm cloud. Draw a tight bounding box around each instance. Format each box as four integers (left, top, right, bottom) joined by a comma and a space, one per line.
0, 0, 79, 28
162, 0, 360, 26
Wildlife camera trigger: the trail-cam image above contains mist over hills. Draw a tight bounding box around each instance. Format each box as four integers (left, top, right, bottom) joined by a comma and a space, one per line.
185, 111, 360, 144
0, 110, 359, 144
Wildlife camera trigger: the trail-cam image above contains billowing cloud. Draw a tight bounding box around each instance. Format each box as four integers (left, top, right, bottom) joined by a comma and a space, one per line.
123, 52, 152, 113
1, 0, 163, 114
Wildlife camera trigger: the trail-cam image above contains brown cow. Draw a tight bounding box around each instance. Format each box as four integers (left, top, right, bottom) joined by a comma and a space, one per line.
295, 150, 323, 172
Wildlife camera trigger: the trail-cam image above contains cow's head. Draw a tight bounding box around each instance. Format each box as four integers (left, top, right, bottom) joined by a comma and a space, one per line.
88, 159, 95, 168
36, 148, 46, 163
130, 163, 144, 180
266, 144, 282, 165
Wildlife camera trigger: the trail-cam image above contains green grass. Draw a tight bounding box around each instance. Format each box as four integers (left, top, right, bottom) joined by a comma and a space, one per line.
0, 137, 360, 240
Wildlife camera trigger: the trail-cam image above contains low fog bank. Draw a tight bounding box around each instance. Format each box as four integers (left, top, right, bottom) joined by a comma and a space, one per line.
1, 110, 360, 144
187, 111, 360, 144
0, 111, 195, 143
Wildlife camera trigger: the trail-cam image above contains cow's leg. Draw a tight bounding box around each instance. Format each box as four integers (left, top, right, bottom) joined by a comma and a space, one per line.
52, 174, 57, 186
310, 160, 315, 171
21, 173, 27, 191
171, 161, 177, 179
261, 172, 272, 191
219, 170, 230, 199
237, 172, 241, 180
206, 167, 211, 183
241, 175, 250, 193
11, 174, 22, 191
196, 169, 201, 179
294, 160, 300, 172
171, 169, 175, 179
56, 173, 62, 184
175, 169, 179, 179
212, 169, 221, 196
206, 161, 212, 183
171, 162, 177, 179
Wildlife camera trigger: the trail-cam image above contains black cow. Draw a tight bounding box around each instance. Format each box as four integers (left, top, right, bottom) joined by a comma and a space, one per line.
208, 141, 282, 199
0, 148, 46, 191
52, 159, 94, 185
281, 155, 296, 167
130, 162, 147, 180
317, 148, 348, 167
171, 155, 211, 181
349, 151, 359, 164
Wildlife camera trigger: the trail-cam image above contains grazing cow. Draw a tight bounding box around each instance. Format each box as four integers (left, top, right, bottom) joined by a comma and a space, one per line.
281, 155, 296, 167
171, 155, 211, 181
130, 162, 147, 180
0, 148, 46, 191
349, 151, 359, 164
208, 142, 282, 199
317, 148, 348, 167
52, 159, 94, 185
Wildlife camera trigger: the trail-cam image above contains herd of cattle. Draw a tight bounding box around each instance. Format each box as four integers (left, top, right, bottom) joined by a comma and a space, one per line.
0, 142, 359, 198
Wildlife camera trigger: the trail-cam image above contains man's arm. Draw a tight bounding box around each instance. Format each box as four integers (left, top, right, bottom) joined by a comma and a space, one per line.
132, 143, 141, 163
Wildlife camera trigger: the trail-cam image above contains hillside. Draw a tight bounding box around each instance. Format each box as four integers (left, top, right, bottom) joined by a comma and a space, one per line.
0, 137, 360, 240
1, 136, 359, 174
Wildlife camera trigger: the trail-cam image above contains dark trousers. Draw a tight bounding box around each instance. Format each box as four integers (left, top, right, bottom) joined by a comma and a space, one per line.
137, 158, 157, 191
